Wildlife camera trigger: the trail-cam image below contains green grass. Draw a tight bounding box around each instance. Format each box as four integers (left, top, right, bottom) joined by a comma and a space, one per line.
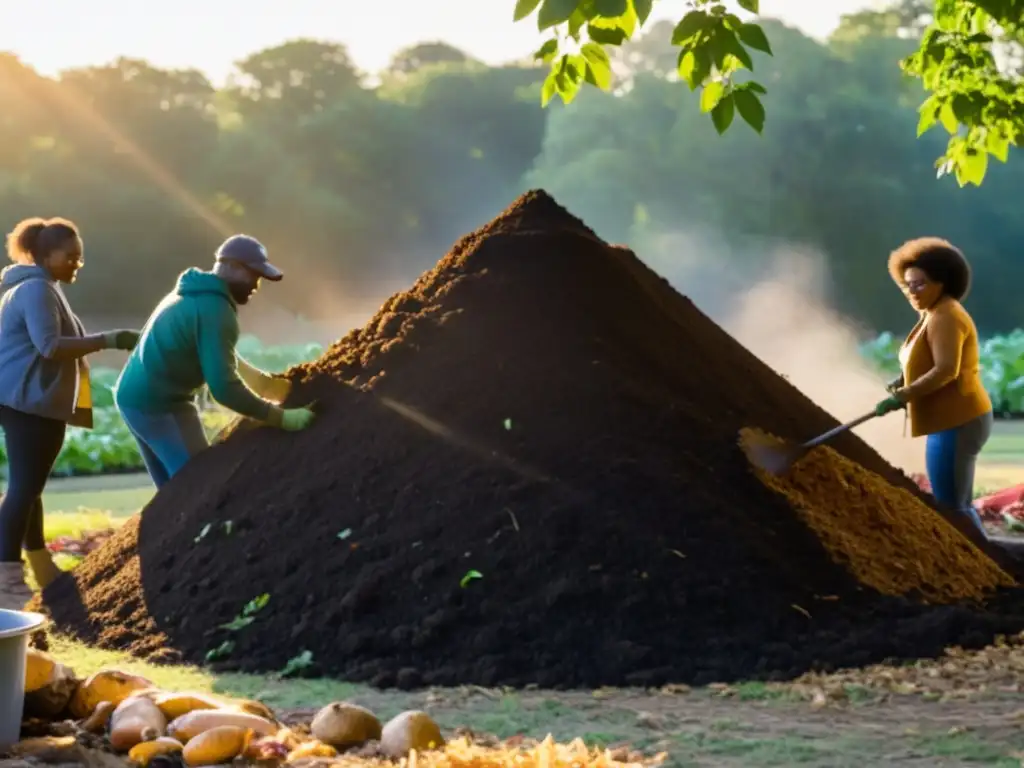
46, 635, 365, 711
43, 473, 154, 517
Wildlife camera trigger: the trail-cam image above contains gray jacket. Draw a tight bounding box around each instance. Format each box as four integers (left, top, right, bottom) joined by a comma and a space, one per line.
0, 264, 93, 428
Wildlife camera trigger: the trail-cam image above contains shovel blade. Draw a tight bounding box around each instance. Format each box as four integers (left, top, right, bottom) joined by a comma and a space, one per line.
740, 429, 807, 476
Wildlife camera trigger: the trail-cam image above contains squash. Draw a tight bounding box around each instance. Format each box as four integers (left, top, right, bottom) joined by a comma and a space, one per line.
81, 700, 116, 734
286, 740, 337, 761
310, 702, 381, 748
380, 711, 444, 758
109, 695, 167, 752
167, 708, 277, 743
69, 669, 153, 719
231, 698, 276, 721
182, 725, 252, 766
24, 648, 58, 693
23, 651, 78, 719
151, 691, 223, 720
127, 737, 183, 766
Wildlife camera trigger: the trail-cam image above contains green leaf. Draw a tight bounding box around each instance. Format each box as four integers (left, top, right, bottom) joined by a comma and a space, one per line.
916, 96, 939, 137
950, 93, 979, 124
956, 147, 988, 186
538, 0, 580, 30
460, 569, 483, 588
555, 55, 586, 103
588, 1, 638, 44
711, 93, 735, 134
719, 33, 754, 72
986, 130, 1010, 162
593, 0, 628, 16
633, 0, 654, 25
743, 81, 767, 94
700, 80, 725, 112
541, 69, 558, 106
514, 0, 544, 21
939, 101, 959, 134
581, 42, 613, 90
568, 7, 588, 38
588, 22, 628, 44
677, 46, 712, 90
534, 38, 559, 62
734, 89, 765, 132
736, 23, 772, 55
671, 10, 711, 44
737, 0, 759, 12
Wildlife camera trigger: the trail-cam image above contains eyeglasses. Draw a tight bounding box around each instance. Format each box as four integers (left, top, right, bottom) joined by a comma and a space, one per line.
904, 278, 930, 294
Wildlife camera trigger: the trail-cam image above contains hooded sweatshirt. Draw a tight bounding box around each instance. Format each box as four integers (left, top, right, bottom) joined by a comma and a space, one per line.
0, 263, 93, 427
115, 268, 273, 421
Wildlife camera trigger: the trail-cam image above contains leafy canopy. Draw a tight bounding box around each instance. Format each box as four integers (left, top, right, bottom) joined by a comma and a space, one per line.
515, 0, 1024, 186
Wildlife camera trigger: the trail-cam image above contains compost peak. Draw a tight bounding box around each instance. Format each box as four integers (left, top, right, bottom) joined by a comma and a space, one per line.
38, 190, 1024, 689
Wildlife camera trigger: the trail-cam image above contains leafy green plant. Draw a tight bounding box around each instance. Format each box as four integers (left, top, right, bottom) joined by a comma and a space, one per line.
219, 593, 270, 632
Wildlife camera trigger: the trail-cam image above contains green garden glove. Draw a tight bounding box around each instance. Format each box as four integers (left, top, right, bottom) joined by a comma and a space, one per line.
270, 406, 316, 432
102, 329, 140, 351
874, 395, 904, 416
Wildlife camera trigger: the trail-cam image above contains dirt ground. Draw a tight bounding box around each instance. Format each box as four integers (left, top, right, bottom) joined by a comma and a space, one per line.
295, 685, 1024, 767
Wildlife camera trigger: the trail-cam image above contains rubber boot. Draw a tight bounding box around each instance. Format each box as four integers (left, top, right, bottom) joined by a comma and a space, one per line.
26, 548, 61, 590
0, 561, 33, 611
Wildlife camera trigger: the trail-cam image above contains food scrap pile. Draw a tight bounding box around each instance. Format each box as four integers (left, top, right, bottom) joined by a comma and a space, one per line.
11, 649, 660, 767
36, 190, 1024, 688
740, 428, 1014, 602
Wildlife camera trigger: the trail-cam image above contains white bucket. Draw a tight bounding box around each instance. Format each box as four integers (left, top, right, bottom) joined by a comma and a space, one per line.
0, 609, 46, 748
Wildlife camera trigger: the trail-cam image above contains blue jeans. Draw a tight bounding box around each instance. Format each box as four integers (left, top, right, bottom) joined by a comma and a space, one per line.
119, 404, 209, 488
925, 410, 993, 535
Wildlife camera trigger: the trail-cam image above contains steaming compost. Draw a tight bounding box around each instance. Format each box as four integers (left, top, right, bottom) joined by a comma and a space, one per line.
35, 190, 1024, 688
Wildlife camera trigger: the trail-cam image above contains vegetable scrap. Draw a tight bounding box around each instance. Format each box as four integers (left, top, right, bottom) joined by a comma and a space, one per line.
11, 650, 663, 768
740, 427, 1014, 602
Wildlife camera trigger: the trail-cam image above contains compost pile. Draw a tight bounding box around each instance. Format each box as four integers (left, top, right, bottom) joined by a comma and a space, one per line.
37, 191, 1024, 688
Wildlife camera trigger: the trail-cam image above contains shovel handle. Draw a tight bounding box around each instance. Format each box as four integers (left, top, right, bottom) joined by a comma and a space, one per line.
802, 411, 877, 450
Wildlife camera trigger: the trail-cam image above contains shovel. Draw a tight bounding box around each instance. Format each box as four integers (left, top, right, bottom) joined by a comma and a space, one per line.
745, 410, 878, 476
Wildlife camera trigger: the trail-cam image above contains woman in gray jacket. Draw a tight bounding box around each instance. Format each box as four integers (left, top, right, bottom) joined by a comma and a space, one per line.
0, 217, 138, 609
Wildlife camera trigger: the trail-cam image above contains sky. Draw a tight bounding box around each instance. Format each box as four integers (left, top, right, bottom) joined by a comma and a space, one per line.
0, 0, 878, 83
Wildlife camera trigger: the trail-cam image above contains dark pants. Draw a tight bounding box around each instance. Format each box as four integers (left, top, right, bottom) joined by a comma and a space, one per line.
0, 408, 66, 561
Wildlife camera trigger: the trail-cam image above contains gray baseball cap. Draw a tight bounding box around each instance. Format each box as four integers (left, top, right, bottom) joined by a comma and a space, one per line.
215, 235, 283, 281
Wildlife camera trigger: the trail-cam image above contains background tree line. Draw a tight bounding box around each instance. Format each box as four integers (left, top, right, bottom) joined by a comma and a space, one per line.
0, 1, 1021, 336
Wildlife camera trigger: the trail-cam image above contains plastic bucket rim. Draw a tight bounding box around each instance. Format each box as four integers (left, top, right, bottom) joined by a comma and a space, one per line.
0, 608, 47, 639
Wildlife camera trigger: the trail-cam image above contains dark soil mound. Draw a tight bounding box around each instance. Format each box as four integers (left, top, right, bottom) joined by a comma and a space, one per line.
38, 191, 1024, 688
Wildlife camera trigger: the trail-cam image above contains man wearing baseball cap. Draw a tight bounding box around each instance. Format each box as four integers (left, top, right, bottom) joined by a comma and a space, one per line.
114, 234, 315, 488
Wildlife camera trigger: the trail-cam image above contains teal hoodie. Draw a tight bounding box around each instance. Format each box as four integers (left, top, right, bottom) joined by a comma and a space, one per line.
115, 269, 272, 421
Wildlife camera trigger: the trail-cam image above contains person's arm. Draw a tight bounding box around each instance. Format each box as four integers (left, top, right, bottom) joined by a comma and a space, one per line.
21, 281, 108, 361
196, 304, 283, 423
236, 356, 291, 402
897, 311, 965, 401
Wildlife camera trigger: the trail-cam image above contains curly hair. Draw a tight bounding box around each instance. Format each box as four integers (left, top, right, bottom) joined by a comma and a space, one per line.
887, 236, 971, 301
6, 217, 80, 265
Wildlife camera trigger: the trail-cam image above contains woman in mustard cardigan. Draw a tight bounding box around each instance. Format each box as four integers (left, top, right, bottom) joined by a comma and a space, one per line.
875, 237, 992, 533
